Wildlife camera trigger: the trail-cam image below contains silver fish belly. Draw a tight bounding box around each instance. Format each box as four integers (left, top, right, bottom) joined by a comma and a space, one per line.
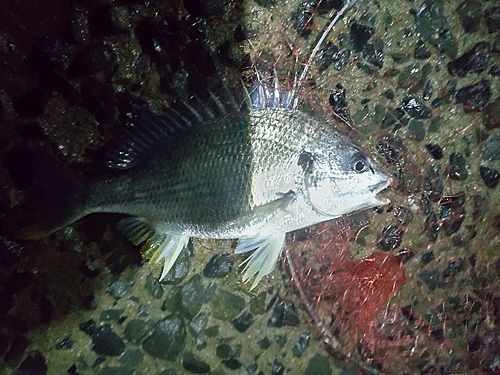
81, 84, 391, 289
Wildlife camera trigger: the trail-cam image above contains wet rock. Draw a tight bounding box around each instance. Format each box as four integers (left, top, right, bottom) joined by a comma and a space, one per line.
56, 337, 73, 350
14, 351, 47, 375
292, 331, 310, 357
483, 99, 500, 130
439, 203, 466, 235
350, 23, 374, 52
203, 253, 234, 278
79, 319, 96, 336
381, 107, 408, 129
142, 313, 186, 361
408, 119, 425, 142
447, 152, 468, 181
377, 135, 407, 164
377, 225, 404, 251
425, 212, 440, 241
394, 206, 414, 226
448, 42, 489, 77
209, 289, 245, 321
418, 269, 440, 291
421, 251, 435, 265
124, 319, 155, 345
400, 96, 432, 119
258, 337, 271, 349
160, 247, 190, 284
414, 40, 431, 60
424, 165, 443, 202
99, 309, 124, 322
223, 358, 242, 370
107, 281, 134, 299
180, 275, 204, 319
188, 313, 208, 337
425, 143, 444, 160
145, 273, 163, 299
485, 7, 500, 33
268, 300, 299, 327
305, 353, 331, 375
480, 166, 500, 188
333, 49, 351, 70
456, 79, 491, 112
231, 312, 254, 333
216, 343, 241, 359
119, 349, 143, 367
275, 335, 287, 348
91, 325, 125, 357
317, 42, 339, 72
291, 2, 316, 36
456, 1, 482, 33
442, 259, 465, 278
363, 39, 384, 68
271, 357, 285, 375
415, 0, 457, 58
182, 351, 210, 374
482, 135, 500, 161
328, 83, 351, 124
422, 79, 433, 101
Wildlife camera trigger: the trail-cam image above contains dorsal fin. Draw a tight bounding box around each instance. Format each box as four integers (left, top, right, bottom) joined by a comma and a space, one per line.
106, 85, 247, 170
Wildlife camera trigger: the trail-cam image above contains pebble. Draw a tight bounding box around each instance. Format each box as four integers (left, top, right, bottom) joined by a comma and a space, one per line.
258, 337, 271, 349
292, 331, 310, 357
328, 84, 352, 124
180, 275, 205, 319
91, 325, 125, 357
209, 289, 245, 321
425, 143, 444, 160
439, 204, 466, 235
290, 1, 315, 36
268, 300, 299, 327
99, 367, 134, 375
456, 79, 491, 112
400, 96, 432, 119
424, 165, 444, 202
482, 134, 500, 161
182, 351, 210, 374
377, 135, 407, 164
145, 273, 164, 299
414, 40, 431, 60
203, 253, 234, 278
350, 23, 374, 52
271, 357, 285, 375
188, 313, 208, 337
124, 319, 155, 345
305, 354, 331, 375
223, 358, 242, 370
447, 152, 468, 181
483, 99, 500, 130
79, 319, 96, 336
377, 225, 404, 251
99, 309, 124, 322
160, 248, 190, 284
216, 343, 241, 359
485, 7, 500, 33
442, 259, 465, 278
480, 166, 500, 188
418, 269, 440, 291
107, 281, 134, 299
142, 313, 186, 360
394, 206, 414, 226
118, 349, 143, 367
231, 312, 254, 333
362, 39, 384, 68
56, 337, 73, 350
455, 0, 482, 33
447, 42, 489, 77
421, 251, 435, 265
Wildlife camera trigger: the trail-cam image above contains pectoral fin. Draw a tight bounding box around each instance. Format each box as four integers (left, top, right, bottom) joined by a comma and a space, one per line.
117, 217, 189, 281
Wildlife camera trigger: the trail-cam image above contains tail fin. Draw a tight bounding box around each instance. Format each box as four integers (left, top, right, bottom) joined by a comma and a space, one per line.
1, 147, 89, 240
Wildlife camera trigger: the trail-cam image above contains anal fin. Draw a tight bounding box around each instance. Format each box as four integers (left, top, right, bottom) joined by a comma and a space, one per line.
117, 217, 189, 281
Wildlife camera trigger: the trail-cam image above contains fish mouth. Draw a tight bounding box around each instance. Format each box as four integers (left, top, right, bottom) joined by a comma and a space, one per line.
368, 177, 393, 205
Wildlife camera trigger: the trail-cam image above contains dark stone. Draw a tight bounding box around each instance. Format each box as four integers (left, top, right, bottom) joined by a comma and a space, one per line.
424, 165, 443, 202
99, 309, 124, 322
397, 249, 414, 264
160, 247, 190, 284
400, 96, 432, 119
414, 40, 431, 60
275, 335, 287, 348
107, 281, 134, 299
203, 253, 234, 278
231, 312, 254, 333
14, 351, 47, 375
145, 273, 164, 299
333, 49, 351, 71
456, 79, 491, 112
421, 251, 435, 265
216, 343, 241, 359
223, 358, 242, 370
124, 319, 155, 346
79, 319, 96, 336
422, 79, 433, 101
188, 313, 208, 337
483, 100, 500, 130
482, 135, 500, 161
439, 204, 466, 235
317, 42, 339, 72
425, 143, 443, 160
56, 337, 73, 350
362, 40, 384, 68
418, 269, 440, 291
350, 23, 374, 52
305, 354, 331, 375
490, 64, 500, 77
182, 351, 210, 374
328, 83, 351, 124
268, 300, 300, 327
377, 225, 404, 251
292, 331, 310, 357
91, 325, 125, 357
408, 119, 425, 142
480, 166, 500, 188
456, 1, 482, 33
383, 89, 394, 100
430, 329, 444, 343
442, 259, 465, 278
425, 213, 440, 241
291, 2, 315, 36
485, 7, 500, 33
447, 153, 468, 181
377, 135, 407, 164
209, 289, 246, 321
447, 42, 489, 77
180, 275, 205, 319
142, 313, 186, 360
118, 349, 143, 367
394, 206, 414, 226
258, 336, 271, 349
381, 107, 408, 129
268, 358, 284, 375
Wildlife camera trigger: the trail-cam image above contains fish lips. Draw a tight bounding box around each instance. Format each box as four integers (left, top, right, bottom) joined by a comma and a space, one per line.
367, 177, 392, 206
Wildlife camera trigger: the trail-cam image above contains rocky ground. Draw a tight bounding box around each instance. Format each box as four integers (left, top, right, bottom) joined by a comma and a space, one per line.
0, 0, 499, 374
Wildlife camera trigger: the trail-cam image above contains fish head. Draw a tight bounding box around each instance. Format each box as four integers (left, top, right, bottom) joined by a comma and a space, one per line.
301, 141, 392, 218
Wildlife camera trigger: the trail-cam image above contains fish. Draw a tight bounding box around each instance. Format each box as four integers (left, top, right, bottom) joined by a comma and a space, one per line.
5, 0, 391, 289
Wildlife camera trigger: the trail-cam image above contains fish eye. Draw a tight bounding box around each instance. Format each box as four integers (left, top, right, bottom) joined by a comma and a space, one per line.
353, 159, 368, 173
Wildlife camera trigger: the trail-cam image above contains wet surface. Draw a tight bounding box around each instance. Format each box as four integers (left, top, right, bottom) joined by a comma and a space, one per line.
0, 0, 499, 374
